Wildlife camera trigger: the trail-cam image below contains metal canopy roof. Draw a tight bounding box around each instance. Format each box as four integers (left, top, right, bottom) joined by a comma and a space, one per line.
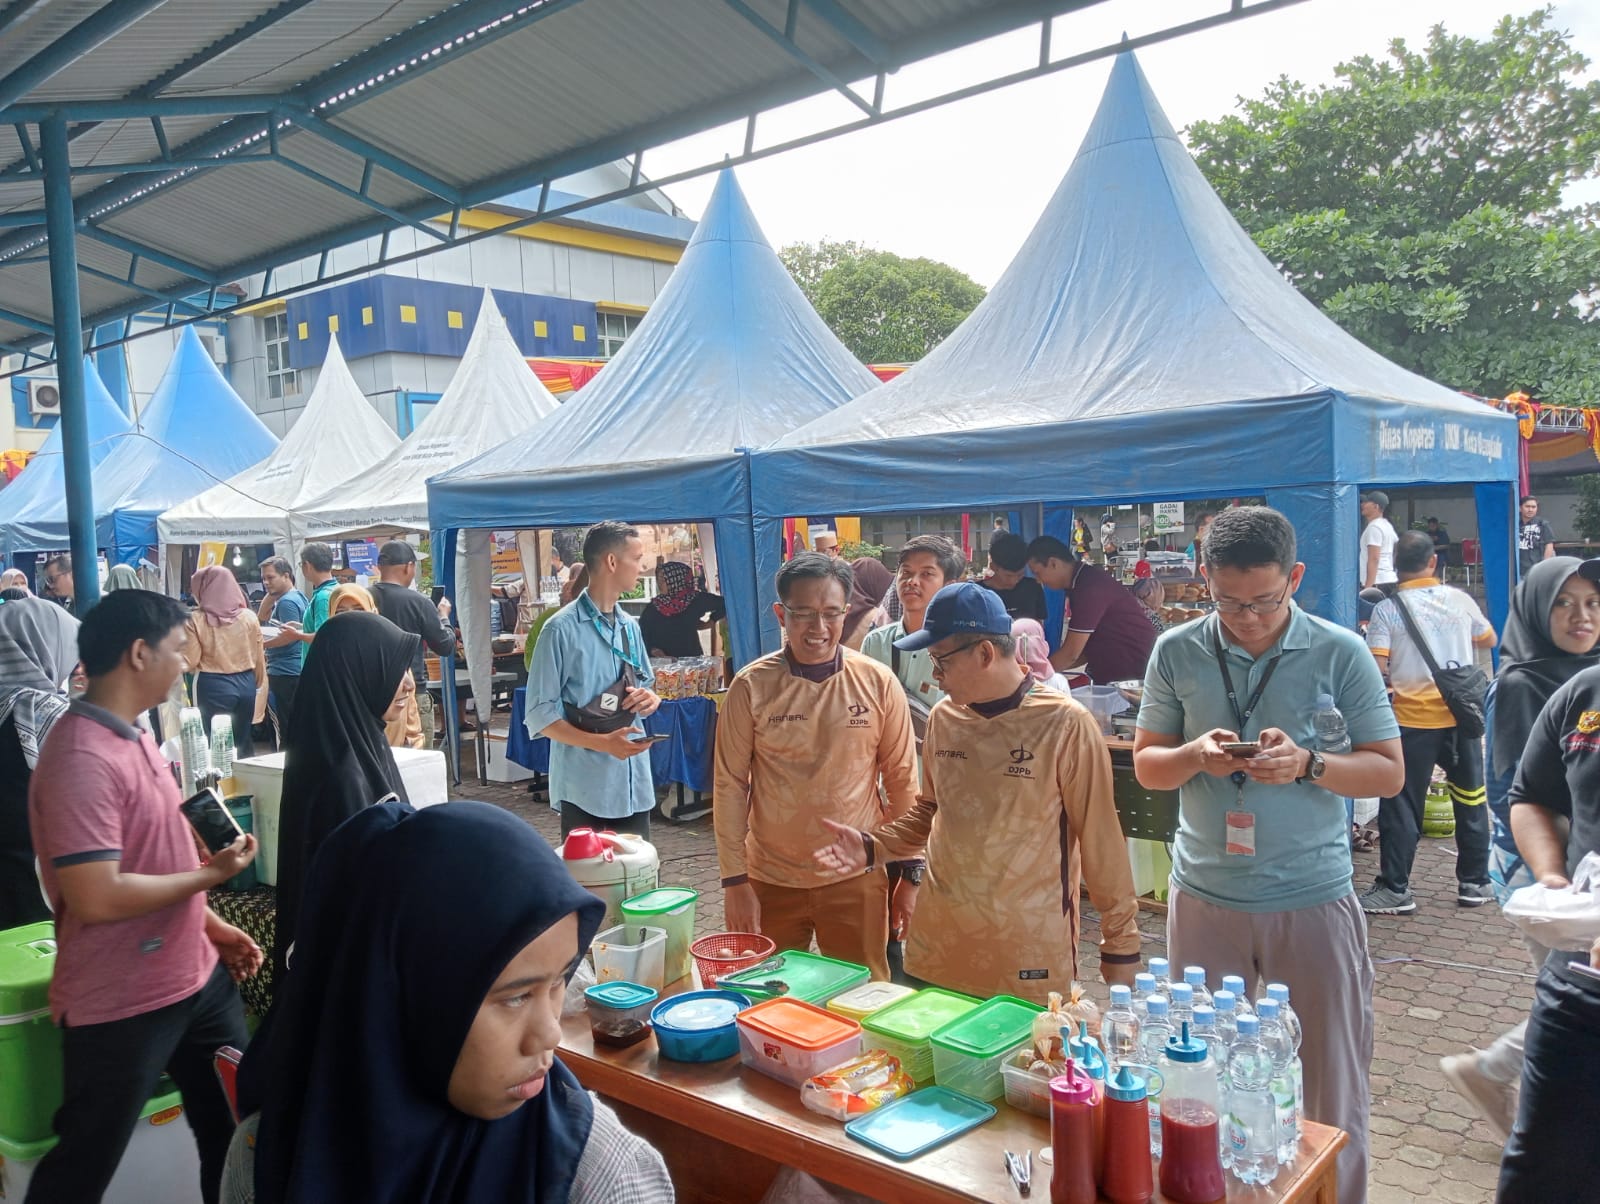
0, 0, 1302, 362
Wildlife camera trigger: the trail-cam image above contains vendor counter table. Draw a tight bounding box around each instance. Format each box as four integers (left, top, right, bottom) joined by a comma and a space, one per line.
561, 1004, 1344, 1204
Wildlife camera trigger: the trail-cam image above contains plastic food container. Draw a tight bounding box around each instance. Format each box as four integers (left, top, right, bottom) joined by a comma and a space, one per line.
650, 990, 750, 1062
583, 981, 659, 1048
1001, 1060, 1055, 1118
718, 949, 870, 1005
591, 924, 667, 991
860, 988, 983, 1084
620, 887, 698, 984
735, 996, 863, 1088
827, 981, 918, 1023
930, 995, 1044, 1102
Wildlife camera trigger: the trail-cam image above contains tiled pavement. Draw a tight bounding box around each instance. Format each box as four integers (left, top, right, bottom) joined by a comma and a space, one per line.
465, 777, 1527, 1203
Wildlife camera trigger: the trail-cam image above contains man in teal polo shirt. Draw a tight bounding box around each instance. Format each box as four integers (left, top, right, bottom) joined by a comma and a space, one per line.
1134, 506, 1403, 1204
284, 542, 337, 645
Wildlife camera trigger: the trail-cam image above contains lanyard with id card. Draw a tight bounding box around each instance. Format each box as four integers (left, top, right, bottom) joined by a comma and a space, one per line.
1214, 624, 1282, 858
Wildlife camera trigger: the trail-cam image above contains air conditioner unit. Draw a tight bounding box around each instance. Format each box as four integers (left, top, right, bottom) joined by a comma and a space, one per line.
27, 379, 60, 417
199, 333, 227, 365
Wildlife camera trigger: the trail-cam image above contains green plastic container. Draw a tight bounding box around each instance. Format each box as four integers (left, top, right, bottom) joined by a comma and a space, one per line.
930, 995, 1043, 1102
718, 950, 869, 1006
860, 987, 983, 1083
0, 922, 61, 1143
222, 796, 258, 892
619, 887, 699, 984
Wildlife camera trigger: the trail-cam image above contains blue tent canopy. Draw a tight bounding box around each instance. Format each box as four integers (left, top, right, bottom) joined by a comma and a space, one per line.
428, 168, 879, 664
0, 359, 132, 562
4, 326, 276, 565
748, 50, 1519, 652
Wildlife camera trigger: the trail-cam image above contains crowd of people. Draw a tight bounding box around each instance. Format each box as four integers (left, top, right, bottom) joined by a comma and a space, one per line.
3, 494, 1596, 1204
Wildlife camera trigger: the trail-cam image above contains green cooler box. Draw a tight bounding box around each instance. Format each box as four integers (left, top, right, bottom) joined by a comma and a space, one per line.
0, 922, 61, 1144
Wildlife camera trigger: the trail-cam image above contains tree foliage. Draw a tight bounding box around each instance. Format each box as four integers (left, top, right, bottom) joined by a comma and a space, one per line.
779, 239, 986, 363
1186, 8, 1600, 405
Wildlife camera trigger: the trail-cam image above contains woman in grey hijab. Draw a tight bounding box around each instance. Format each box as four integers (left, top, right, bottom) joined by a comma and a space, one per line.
0, 597, 79, 927
104, 564, 143, 592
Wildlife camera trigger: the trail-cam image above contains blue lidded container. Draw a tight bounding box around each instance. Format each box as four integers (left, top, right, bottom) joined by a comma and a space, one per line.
583, 981, 659, 1048
650, 989, 751, 1062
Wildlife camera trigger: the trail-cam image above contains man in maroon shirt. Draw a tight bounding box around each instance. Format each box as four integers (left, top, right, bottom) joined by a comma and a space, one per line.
1027, 535, 1158, 683
28, 589, 260, 1204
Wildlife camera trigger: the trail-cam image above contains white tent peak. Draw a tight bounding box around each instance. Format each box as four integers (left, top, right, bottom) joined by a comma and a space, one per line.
776, 49, 1486, 450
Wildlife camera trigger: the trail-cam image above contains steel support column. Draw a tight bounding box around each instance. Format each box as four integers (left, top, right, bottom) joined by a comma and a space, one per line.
40, 114, 99, 609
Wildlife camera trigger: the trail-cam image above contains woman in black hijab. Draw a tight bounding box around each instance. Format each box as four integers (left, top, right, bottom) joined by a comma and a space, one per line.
1440, 557, 1600, 1138
272, 611, 419, 979
227, 801, 672, 1203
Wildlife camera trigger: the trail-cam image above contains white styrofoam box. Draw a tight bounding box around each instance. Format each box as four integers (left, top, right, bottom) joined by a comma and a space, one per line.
1353, 797, 1379, 826
484, 737, 534, 784
234, 749, 450, 885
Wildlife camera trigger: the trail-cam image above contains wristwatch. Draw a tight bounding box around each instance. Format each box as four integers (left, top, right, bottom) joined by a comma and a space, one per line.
1296, 749, 1327, 785
899, 864, 926, 887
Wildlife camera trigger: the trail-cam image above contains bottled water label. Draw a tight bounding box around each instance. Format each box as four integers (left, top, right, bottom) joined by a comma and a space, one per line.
1227, 1114, 1249, 1156
1274, 1076, 1297, 1158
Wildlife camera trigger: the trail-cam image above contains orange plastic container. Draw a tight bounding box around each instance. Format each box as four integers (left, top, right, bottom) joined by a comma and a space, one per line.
735, 996, 863, 1087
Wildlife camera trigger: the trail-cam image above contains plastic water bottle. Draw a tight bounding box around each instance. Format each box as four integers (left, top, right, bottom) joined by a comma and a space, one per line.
1168, 982, 1195, 1032
1102, 984, 1143, 1070
179, 707, 209, 789
1132, 973, 1158, 1022
1266, 985, 1305, 1157
1184, 965, 1213, 1008
1226, 1015, 1281, 1186
1148, 957, 1174, 1002
1313, 693, 1351, 753
1212, 990, 1241, 1047
1141, 997, 1176, 1156
1192, 1005, 1229, 1073
209, 714, 235, 781
1222, 975, 1254, 1017
1256, 999, 1300, 1164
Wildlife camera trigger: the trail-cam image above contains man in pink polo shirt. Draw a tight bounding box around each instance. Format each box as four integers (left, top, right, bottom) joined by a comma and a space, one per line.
27, 589, 260, 1204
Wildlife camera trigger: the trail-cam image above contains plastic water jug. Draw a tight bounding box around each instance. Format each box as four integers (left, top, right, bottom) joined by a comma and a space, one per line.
560, 828, 660, 931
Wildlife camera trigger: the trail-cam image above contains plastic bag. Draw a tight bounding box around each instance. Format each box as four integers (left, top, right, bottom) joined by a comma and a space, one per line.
1033, 991, 1071, 1063
1504, 851, 1600, 951
564, 957, 597, 1017
800, 1050, 914, 1121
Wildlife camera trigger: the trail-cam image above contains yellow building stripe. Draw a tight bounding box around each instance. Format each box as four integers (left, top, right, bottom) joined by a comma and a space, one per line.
596, 300, 648, 315
446, 209, 684, 264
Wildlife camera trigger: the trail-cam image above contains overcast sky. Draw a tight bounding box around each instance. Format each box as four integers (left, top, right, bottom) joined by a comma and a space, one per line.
648, 1, 1600, 287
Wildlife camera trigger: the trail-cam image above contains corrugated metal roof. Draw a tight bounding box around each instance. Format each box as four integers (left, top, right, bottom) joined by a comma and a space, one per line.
0, 0, 1117, 349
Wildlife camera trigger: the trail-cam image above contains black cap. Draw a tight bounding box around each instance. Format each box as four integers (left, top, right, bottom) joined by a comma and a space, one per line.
376, 540, 418, 566
1361, 491, 1389, 510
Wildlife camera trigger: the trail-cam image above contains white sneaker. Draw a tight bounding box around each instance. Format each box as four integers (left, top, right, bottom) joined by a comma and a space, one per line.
1440, 1051, 1517, 1141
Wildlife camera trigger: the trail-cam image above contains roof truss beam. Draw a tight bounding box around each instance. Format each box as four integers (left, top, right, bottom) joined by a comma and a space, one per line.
275, 107, 463, 206
267, 141, 451, 245
0, 0, 171, 113
75, 225, 219, 285
797, 0, 893, 69
723, 0, 879, 117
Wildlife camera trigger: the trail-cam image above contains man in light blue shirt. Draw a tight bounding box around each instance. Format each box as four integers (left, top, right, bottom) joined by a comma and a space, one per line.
1134, 507, 1403, 1204
525, 522, 661, 837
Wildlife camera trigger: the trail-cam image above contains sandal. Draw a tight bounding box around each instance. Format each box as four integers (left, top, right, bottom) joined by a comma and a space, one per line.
1351, 825, 1379, 852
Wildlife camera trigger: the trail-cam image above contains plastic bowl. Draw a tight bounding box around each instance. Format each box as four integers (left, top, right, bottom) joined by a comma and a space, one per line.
583, 981, 659, 1048
689, 932, 776, 987
650, 990, 751, 1062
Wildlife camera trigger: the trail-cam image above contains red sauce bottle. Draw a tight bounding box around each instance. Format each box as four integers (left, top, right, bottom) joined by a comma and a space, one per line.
1049, 1061, 1099, 1204
1101, 1065, 1154, 1204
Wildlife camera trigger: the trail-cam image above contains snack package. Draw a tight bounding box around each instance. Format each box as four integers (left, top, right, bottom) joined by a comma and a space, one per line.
800, 1050, 915, 1121
1062, 982, 1100, 1037
1033, 991, 1070, 1063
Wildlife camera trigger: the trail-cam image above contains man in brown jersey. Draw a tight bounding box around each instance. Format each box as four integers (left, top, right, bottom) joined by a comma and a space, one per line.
715, 553, 917, 979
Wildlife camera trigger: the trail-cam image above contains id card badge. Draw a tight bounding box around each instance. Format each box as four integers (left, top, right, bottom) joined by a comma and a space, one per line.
1225, 810, 1257, 857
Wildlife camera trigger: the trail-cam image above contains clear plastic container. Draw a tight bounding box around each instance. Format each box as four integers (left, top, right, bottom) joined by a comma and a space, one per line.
583, 981, 658, 1048
930, 995, 1043, 1103
827, 981, 917, 1023
1000, 1060, 1054, 1118
590, 924, 667, 991
860, 988, 982, 1084
619, 887, 698, 984
735, 997, 863, 1087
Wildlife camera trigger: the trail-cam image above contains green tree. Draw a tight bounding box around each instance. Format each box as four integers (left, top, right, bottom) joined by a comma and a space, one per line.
1186, 8, 1600, 405
779, 241, 985, 363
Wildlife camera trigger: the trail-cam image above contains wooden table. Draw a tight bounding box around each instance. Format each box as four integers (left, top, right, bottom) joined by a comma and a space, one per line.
560, 1011, 1345, 1204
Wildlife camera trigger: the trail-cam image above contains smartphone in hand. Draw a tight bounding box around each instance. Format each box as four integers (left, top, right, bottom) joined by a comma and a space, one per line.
1219, 741, 1262, 757
180, 787, 244, 855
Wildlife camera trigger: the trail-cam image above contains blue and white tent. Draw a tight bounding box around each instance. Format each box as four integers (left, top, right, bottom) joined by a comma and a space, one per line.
429, 168, 879, 667
749, 50, 1519, 648
0, 359, 131, 562
3, 326, 276, 565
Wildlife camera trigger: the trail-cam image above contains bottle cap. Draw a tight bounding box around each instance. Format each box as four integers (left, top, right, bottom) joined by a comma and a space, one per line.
1169, 983, 1193, 1006
1192, 1005, 1216, 1028
1267, 983, 1290, 1004
1149, 957, 1170, 978
1237, 1014, 1260, 1036
1164, 1020, 1208, 1064
1222, 974, 1247, 996
1146, 996, 1169, 1018
1050, 1059, 1096, 1105
1109, 984, 1132, 1007
1067, 1021, 1106, 1080
1106, 1065, 1148, 1103
1213, 989, 1235, 1012
1316, 692, 1334, 708
1134, 973, 1156, 994
1184, 965, 1207, 988
1258, 999, 1280, 1021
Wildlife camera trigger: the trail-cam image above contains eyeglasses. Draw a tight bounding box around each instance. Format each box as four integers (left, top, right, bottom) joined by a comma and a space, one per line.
929, 640, 985, 670
1213, 582, 1292, 616
781, 605, 847, 626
